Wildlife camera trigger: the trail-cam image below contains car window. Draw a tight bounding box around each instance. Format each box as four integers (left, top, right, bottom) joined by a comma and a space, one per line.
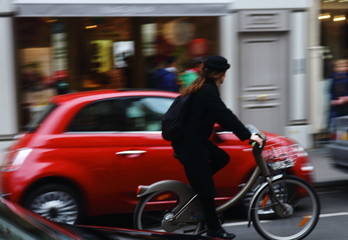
123, 97, 173, 131
67, 97, 174, 132
68, 100, 124, 132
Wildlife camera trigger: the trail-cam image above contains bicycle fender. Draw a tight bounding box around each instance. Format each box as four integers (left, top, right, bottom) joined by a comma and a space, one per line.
137, 180, 195, 199
247, 174, 284, 226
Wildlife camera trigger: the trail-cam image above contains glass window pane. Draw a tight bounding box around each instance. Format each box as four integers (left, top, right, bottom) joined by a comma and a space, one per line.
123, 97, 174, 131
67, 100, 124, 132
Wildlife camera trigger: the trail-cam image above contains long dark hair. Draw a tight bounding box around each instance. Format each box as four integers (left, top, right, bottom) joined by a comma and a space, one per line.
181, 68, 226, 96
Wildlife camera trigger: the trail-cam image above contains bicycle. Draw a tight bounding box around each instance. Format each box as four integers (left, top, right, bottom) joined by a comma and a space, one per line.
133, 126, 320, 240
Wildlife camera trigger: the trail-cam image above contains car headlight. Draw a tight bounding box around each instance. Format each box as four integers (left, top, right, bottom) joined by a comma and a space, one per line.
1, 148, 32, 172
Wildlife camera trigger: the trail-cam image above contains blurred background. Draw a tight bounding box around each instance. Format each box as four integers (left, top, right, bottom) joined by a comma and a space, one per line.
1, 0, 348, 155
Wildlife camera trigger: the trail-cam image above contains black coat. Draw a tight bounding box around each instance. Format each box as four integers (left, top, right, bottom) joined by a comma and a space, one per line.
172, 78, 251, 147
171, 78, 252, 213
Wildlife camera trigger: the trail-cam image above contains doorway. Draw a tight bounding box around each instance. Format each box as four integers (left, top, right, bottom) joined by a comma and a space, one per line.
239, 32, 288, 135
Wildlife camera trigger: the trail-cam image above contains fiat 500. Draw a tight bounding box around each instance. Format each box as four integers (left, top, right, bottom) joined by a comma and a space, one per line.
0, 90, 314, 224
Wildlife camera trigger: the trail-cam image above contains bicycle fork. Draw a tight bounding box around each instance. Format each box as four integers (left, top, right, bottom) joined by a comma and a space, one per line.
247, 174, 292, 227
265, 176, 294, 218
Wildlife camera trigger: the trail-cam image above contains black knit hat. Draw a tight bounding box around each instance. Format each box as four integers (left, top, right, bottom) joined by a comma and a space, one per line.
204, 55, 230, 71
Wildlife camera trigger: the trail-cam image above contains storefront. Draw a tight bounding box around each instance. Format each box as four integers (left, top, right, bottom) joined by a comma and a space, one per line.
320, 0, 348, 65
16, 16, 220, 125
316, 0, 348, 135
0, 0, 318, 157
14, 1, 229, 127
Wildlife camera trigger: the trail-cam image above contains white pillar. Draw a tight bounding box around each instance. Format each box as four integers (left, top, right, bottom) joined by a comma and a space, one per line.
308, 0, 326, 132
309, 46, 325, 132
285, 10, 313, 148
0, 0, 17, 158
219, 14, 239, 114
289, 11, 308, 124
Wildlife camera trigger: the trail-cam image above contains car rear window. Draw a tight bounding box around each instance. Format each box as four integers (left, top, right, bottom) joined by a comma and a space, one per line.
25, 103, 57, 133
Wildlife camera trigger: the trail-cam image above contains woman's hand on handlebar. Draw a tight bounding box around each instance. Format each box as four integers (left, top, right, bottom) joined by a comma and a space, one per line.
250, 133, 264, 147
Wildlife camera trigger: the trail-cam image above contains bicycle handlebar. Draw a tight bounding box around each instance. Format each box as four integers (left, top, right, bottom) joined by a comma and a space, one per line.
246, 124, 267, 144
245, 125, 271, 177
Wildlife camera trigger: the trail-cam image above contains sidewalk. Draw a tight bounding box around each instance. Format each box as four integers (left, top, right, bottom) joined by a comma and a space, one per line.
307, 147, 348, 189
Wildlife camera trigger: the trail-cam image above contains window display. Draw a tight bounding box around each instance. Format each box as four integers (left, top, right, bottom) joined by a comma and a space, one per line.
16, 16, 218, 127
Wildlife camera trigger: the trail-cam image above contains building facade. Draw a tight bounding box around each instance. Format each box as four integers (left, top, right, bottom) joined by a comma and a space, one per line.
1, 0, 324, 158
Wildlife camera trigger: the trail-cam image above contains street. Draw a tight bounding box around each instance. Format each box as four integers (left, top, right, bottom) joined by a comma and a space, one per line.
223, 187, 348, 239
85, 185, 348, 239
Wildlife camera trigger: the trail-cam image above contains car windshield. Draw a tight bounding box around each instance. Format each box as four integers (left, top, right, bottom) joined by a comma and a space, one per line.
25, 103, 57, 133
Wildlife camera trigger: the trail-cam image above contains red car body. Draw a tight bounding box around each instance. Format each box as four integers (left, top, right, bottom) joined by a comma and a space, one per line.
0, 90, 314, 223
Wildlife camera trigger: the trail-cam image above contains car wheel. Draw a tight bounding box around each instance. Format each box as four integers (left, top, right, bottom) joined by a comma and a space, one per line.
23, 183, 82, 224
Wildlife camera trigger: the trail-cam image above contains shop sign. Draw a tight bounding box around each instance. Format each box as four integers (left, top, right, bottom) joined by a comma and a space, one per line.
15, 3, 229, 17
100, 6, 155, 15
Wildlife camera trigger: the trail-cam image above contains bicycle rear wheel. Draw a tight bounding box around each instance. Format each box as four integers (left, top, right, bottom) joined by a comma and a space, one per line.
250, 176, 320, 240
133, 190, 203, 234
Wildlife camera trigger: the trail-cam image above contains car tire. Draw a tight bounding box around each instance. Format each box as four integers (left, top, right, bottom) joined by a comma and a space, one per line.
23, 183, 82, 224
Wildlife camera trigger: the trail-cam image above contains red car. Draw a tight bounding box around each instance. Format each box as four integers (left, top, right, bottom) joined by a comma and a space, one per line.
0, 90, 314, 224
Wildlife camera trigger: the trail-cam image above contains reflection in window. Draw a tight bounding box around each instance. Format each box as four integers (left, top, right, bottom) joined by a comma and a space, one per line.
67, 100, 123, 132
123, 97, 173, 131
67, 97, 173, 132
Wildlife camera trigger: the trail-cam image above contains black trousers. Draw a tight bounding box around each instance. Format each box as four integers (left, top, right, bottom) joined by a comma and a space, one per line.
173, 140, 230, 231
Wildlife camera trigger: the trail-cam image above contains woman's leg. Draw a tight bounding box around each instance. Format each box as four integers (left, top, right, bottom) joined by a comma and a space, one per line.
207, 141, 230, 175
182, 161, 221, 231
173, 142, 235, 238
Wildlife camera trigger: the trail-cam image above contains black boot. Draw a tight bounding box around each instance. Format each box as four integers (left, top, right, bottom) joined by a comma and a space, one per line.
207, 228, 236, 239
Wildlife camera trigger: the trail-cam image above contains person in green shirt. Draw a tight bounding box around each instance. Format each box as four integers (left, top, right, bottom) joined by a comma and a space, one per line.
180, 57, 204, 87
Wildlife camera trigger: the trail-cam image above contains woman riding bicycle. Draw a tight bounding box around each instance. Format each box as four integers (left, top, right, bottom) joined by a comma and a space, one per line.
171, 55, 263, 239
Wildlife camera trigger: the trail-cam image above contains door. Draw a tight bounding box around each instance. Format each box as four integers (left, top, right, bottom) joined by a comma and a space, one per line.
63, 95, 186, 214
239, 32, 288, 135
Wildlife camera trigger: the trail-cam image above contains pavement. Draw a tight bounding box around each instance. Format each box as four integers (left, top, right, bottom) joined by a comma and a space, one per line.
307, 146, 348, 190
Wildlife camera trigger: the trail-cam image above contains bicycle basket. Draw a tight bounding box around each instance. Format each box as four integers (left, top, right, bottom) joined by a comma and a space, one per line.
262, 137, 300, 170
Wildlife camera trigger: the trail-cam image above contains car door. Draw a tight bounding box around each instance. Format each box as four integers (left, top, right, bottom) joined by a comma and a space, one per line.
66, 95, 187, 214
111, 96, 189, 211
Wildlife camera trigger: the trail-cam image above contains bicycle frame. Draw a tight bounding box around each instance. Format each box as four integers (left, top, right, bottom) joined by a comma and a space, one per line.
217, 166, 261, 213
137, 127, 279, 224
137, 164, 285, 225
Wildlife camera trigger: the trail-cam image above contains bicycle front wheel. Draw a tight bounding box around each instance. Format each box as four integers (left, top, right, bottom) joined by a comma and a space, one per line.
133, 190, 203, 234
250, 176, 320, 240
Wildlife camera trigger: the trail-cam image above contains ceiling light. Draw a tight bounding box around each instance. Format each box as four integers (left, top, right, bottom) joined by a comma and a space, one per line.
333, 15, 346, 21
85, 25, 98, 29
318, 13, 331, 20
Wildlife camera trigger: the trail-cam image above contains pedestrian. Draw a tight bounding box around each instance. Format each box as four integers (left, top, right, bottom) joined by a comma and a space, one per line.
328, 59, 348, 130
179, 57, 204, 88
171, 55, 263, 239
154, 56, 180, 92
